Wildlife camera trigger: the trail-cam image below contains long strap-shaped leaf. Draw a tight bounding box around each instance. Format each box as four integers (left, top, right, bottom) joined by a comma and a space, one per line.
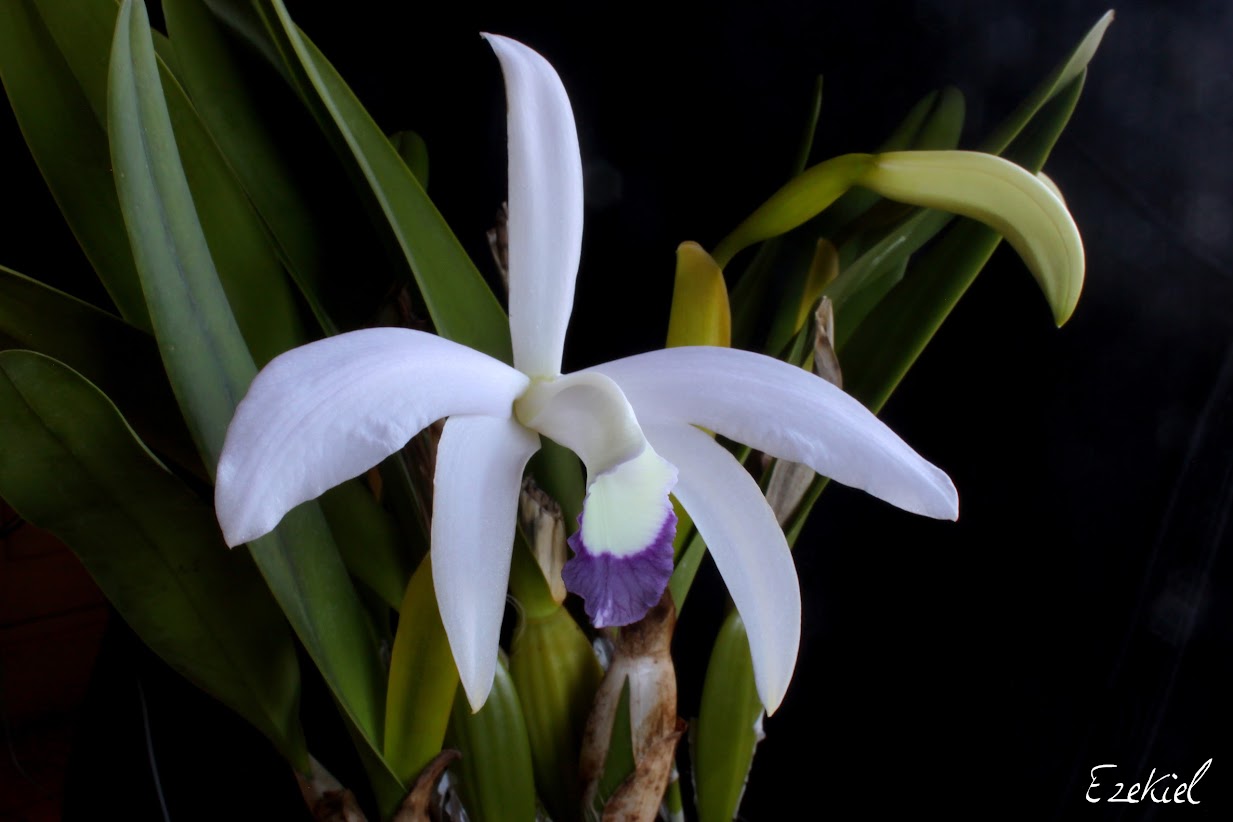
164, 0, 383, 335
0, 350, 306, 768
23, 0, 307, 366
107, 0, 387, 762
981, 10, 1113, 154
249, 0, 512, 362
0, 264, 198, 475
0, 0, 147, 326
693, 612, 762, 822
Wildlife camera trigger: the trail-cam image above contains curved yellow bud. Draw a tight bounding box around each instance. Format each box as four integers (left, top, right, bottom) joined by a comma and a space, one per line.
860, 150, 1085, 325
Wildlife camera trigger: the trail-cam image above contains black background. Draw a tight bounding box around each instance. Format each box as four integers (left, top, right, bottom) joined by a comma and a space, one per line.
5, 1, 1232, 819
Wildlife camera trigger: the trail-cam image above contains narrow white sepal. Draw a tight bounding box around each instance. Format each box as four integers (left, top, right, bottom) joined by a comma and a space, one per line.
592, 346, 959, 521
433, 415, 541, 711
645, 423, 800, 714
483, 33, 584, 378
215, 328, 528, 547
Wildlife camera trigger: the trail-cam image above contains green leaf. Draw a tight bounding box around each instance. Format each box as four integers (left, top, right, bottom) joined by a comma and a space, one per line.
376, 450, 432, 565
528, 437, 585, 537
108, 0, 252, 464
384, 556, 459, 787
0, 0, 147, 326
162, 0, 340, 334
830, 254, 909, 350
0, 350, 306, 768
160, 0, 426, 605
668, 529, 706, 614
792, 75, 824, 172
0, 264, 199, 475
390, 129, 430, 189
911, 86, 966, 151
339, 710, 408, 820
693, 612, 763, 822
26, 0, 308, 366
108, 0, 386, 752
251, 0, 513, 362
716, 75, 823, 347
200, 0, 284, 72
445, 658, 538, 822
879, 88, 940, 152
981, 10, 1113, 154
319, 479, 414, 611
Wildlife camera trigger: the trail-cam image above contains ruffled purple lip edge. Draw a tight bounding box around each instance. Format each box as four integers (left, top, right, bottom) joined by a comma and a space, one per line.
561, 507, 677, 628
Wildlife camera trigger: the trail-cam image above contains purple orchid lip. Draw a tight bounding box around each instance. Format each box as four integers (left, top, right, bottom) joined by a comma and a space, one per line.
562, 507, 677, 628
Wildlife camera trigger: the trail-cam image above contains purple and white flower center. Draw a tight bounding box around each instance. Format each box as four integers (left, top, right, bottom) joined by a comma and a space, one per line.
514, 372, 679, 627
562, 447, 678, 627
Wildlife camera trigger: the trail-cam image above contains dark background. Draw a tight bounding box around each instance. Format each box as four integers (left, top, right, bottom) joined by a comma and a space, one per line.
5, 0, 1232, 819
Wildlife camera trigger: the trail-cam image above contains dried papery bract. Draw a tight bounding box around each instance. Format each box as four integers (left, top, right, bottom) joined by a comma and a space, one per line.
297, 757, 367, 822
581, 593, 682, 819
764, 297, 843, 525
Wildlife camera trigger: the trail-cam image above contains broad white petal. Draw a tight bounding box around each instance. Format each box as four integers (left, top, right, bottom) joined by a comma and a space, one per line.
215, 328, 529, 546
593, 346, 958, 520
484, 34, 584, 378
645, 423, 800, 714
432, 415, 541, 710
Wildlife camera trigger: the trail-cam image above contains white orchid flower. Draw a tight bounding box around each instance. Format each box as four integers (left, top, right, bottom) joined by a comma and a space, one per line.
213, 34, 958, 714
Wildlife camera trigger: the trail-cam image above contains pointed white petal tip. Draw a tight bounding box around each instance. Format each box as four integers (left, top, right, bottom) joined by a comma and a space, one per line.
431, 415, 541, 718
645, 423, 801, 716
592, 346, 961, 523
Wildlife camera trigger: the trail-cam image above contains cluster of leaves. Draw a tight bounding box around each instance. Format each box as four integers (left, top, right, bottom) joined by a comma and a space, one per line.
667, 14, 1107, 821
0, 0, 1108, 819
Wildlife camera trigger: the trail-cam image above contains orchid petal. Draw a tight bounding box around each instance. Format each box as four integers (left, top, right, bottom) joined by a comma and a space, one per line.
514, 371, 644, 477
432, 415, 541, 710
592, 346, 958, 520
562, 445, 678, 627
215, 328, 528, 546
483, 34, 584, 378
645, 423, 800, 714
